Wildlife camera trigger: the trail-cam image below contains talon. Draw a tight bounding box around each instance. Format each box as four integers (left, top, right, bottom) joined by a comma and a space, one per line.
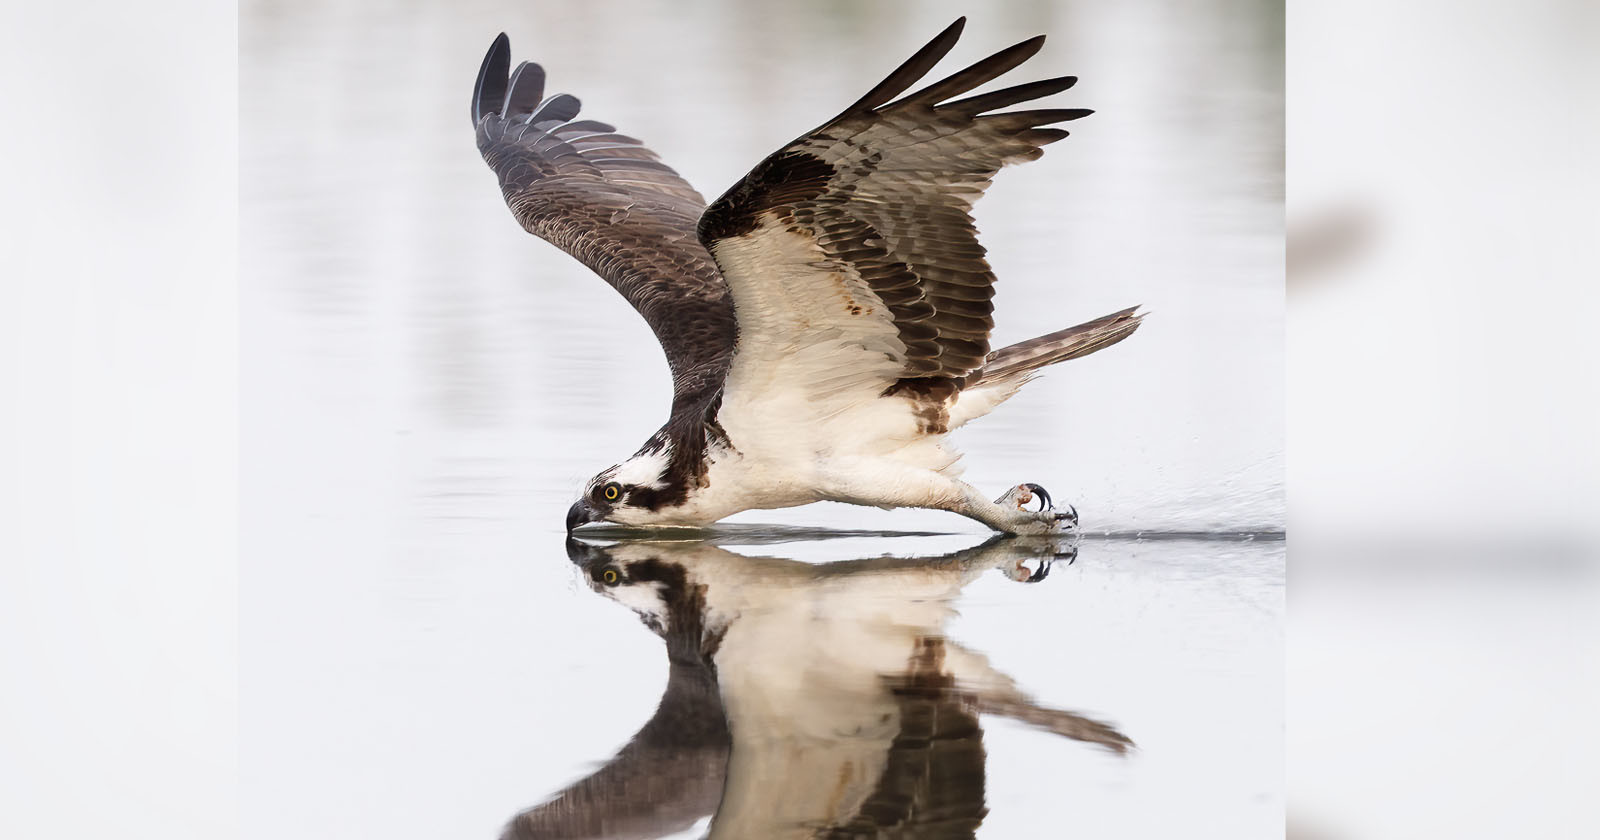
1025, 558, 1053, 583
1023, 483, 1052, 512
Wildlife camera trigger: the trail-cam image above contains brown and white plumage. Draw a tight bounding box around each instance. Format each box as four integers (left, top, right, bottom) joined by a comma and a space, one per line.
701, 21, 1089, 386
473, 33, 735, 407
472, 19, 1143, 534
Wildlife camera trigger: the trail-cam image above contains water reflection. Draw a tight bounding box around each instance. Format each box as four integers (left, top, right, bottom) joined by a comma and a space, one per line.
242, 2, 1282, 834
506, 535, 1130, 838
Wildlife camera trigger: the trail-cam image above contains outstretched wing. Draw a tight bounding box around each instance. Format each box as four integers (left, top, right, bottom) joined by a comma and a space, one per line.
474, 34, 736, 402
821, 638, 989, 839
499, 658, 728, 840
697, 18, 1090, 412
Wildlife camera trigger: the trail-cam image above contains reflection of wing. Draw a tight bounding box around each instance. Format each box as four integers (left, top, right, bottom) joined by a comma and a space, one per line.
820, 638, 988, 840
505, 538, 730, 838
473, 35, 736, 402
698, 17, 1090, 409
500, 657, 727, 840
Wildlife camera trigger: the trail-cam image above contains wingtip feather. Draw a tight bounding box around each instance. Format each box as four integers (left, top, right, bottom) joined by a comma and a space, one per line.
843, 17, 968, 114
531, 92, 581, 125
944, 75, 1079, 116
503, 61, 549, 120
472, 33, 512, 126
899, 32, 1050, 108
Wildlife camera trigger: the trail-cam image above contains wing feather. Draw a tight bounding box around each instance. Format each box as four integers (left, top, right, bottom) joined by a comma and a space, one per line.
842, 18, 967, 113
471, 33, 511, 126
699, 19, 1090, 400
943, 76, 1078, 115
893, 34, 1045, 107
501, 63, 546, 119
473, 36, 735, 402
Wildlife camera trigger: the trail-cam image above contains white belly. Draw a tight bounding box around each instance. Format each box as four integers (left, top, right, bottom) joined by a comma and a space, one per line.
669, 394, 961, 522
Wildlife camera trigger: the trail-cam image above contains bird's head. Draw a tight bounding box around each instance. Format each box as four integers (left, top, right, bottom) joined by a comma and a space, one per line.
566, 538, 725, 660
566, 446, 676, 531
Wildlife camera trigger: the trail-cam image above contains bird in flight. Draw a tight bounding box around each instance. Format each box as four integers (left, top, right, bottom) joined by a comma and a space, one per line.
472, 18, 1142, 534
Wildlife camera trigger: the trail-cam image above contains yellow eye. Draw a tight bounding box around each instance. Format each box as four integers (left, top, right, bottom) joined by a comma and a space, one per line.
603, 483, 620, 501
601, 569, 620, 585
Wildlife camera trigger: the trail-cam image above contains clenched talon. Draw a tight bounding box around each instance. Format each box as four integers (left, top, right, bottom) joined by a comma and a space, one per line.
1007, 555, 1055, 583
1023, 483, 1052, 512
989, 485, 1082, 534
995, 483, 1055, 512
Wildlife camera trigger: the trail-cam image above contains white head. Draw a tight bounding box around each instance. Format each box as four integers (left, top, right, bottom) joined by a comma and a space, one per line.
565, 445, 677, 530
566, 539, 728, 658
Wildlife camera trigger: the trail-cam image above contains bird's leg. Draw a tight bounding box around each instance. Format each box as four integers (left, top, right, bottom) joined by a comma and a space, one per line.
815, 458, 1076, 534
957, 480, 1078, 534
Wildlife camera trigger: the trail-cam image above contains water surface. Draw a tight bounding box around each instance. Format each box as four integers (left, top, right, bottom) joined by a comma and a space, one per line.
241, 0, 1283, 836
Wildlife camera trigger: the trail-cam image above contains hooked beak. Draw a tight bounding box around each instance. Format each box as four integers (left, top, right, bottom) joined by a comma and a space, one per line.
566, 499, 598, 533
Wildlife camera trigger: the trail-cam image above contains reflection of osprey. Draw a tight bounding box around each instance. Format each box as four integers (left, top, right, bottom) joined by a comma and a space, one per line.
510, 536, 1129, 839
472, 18, 1142, 534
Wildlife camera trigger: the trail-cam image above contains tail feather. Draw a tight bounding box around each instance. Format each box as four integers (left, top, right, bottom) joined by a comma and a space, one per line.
947, 306, 1142, 430
975, 305, 1143, 386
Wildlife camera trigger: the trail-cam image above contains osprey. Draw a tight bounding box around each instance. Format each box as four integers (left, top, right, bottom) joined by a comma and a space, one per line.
550, 536, 1130, 838
472, 18, 1142, 534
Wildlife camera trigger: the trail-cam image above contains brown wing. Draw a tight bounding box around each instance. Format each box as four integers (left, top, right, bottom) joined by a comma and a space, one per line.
499, 659, 728, 840
697, 18, 1089, 397
474, 34, 735, 402
820, 637, 989, 839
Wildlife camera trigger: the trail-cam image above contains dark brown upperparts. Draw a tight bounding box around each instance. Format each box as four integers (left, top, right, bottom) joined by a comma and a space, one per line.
696, 17, 1091, 399
473, 35, 739, 404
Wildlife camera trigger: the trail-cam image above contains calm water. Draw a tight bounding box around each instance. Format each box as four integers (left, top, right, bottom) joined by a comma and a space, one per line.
241, 0, 1283, 836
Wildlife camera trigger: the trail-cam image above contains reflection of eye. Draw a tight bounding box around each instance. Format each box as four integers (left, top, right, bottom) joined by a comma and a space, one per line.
601, 569, 620, 585
602, 483, 621, 502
